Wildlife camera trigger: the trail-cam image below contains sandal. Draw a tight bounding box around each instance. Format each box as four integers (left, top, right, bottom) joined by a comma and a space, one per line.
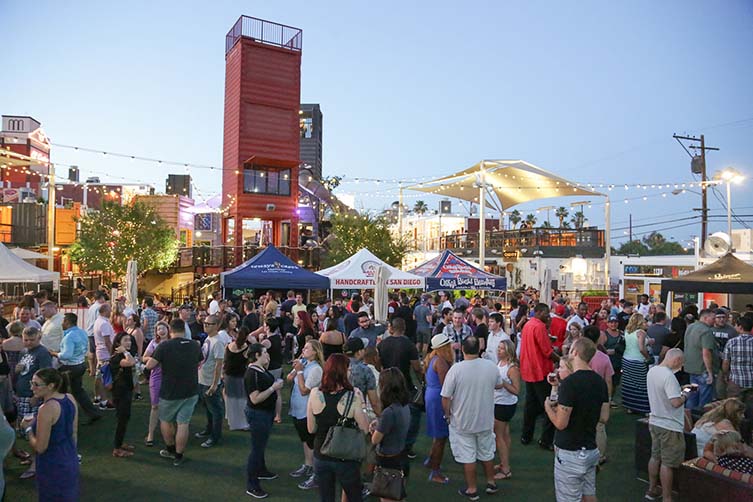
494, 469, 512, 480
112, 448, 134, 458
144, 439, 154, 447
121, 443, 136, 451
13, 449, 31, 460
428, 470, 449, 484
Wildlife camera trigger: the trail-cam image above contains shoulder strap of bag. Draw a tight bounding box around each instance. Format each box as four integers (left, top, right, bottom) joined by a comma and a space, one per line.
339, 390, 355, 421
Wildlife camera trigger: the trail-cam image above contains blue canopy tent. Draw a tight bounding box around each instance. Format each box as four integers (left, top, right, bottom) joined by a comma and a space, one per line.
409, 250, 507, 291
220, 245, 330, 291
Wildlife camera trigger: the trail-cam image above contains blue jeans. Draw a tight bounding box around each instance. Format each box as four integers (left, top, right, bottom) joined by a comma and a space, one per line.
314, 457, 362, 502
685, 373, 715, 411
245, 407, 274, 491
198, 383, 225, 443
406, 403, 422, 449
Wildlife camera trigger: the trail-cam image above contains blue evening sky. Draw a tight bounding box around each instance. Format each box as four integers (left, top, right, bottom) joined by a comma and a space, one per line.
2, 0, 752, 247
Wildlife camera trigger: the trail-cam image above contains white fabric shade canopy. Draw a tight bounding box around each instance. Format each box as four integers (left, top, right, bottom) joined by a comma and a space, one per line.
406, 160, 603, 212
317, 248, 425, 289
0, 243, 59, 287
10, 248, 49, 260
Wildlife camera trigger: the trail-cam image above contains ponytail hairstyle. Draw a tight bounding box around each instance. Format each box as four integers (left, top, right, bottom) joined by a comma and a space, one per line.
34, 368, 69, 394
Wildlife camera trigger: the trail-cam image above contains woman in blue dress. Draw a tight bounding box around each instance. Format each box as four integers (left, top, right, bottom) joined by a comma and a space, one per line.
22, 368, 79, 502
423, 333, 454, 484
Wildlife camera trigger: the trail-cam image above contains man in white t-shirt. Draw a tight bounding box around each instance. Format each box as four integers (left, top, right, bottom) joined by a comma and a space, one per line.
442, 336, 503, 499
483, 312, 511, 364
645, 348, 689, 502
196, 315, 225, 448
208, 292, 221, 316
437, 291, 453, 312
566, 302, 589, 331
636, 294, 651, 318
40, 301, 65, 353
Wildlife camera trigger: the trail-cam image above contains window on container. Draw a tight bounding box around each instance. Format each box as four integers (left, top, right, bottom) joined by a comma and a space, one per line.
243, 167, 291, 196
244, 169, 267, 193
278, 169, 291, 196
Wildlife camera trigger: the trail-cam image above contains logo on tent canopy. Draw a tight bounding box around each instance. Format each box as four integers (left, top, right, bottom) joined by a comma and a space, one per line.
361, 260, 380, 277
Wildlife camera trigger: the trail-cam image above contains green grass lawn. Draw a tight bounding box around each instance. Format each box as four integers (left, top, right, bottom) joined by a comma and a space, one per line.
5, 378, 647, 501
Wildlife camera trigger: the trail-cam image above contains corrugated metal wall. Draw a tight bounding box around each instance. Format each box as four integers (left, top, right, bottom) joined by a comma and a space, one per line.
9, 203, 47, 246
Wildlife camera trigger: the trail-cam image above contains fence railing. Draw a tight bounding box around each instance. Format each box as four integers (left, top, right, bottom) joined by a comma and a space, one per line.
415, 228, 606, 258
226, 16, 303, 54
174, 245, 322, 271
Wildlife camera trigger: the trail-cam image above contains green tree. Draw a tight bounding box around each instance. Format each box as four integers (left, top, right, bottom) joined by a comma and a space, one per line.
413, 200, 428, 215
571, 211, 587, 229
69, 201, 180, 278
642, 231, 666, 249
508, 210, 522, 229
524, 213, 537, 228
324, 212, 408, 267
614, 240, 650, 255
541, 220, 553, 229
555, 206, 569, 227
613, 233, 691, 256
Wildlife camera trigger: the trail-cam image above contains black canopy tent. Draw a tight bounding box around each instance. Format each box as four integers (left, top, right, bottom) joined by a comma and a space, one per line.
660, 253, 753, 304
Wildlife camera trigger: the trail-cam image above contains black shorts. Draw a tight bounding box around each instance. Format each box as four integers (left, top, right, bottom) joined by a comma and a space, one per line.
88, 336, 96, 353
494, 403, 517, 422
294, 417, 314, 449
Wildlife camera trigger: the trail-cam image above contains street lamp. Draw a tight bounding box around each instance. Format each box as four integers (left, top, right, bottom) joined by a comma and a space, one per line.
713, 168, 745, 237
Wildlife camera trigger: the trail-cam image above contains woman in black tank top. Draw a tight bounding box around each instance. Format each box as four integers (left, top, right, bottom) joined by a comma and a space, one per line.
307, 354, 369, 502
319, 318, 346, 361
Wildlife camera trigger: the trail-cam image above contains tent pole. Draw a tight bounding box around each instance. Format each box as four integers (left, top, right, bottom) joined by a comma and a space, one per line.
479, 162, 486, 270
604, 196, 611, 293
47, 162, 56, 272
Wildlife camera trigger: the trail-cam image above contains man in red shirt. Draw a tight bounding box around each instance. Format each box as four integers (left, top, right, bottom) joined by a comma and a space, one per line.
519, 303, 560, 449
550, 303, 568, 352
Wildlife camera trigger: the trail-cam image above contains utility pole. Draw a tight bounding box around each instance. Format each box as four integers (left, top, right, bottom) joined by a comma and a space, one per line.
673, 134, 719, 247
629, 214, 632, 242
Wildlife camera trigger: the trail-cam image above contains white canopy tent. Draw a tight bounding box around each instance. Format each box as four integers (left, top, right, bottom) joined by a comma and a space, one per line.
317, 248, 425, 291
9, 248, 49, 260
0, 243, 60, 290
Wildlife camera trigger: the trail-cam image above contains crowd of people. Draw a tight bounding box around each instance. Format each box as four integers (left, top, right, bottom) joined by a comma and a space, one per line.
0, 287, 752, 501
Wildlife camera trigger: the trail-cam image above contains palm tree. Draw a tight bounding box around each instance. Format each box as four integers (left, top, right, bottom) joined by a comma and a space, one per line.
571, 211, 586, 229
525, 213, 537, 228
413, 200, 428, 215
541, 221, 553, 229
555, 206, 569, 228
508, 210, 522, 229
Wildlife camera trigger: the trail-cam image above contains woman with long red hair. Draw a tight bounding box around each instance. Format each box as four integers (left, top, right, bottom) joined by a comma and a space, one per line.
307, 354, 369, 502
296, 311, 315, 359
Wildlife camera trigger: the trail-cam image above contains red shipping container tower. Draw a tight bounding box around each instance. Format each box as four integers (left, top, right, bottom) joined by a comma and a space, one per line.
222, 16, 303, 258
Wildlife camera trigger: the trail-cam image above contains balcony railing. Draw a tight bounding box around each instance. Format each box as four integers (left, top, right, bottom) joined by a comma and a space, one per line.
174, 245, 322, 271
226, 16, 303, 54
415, 227, 606, 259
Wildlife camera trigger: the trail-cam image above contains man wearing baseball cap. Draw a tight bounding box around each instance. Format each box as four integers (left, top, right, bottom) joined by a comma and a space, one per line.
345, 338, 380, 415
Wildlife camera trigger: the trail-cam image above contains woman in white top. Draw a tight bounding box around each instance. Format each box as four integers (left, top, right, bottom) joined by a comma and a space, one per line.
493, 339, 520, 480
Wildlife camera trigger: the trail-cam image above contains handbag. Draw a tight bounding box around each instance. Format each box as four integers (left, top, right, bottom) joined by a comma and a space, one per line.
411, 382, 425, 410
319, 391, 366, 461
370, 465, 405, 500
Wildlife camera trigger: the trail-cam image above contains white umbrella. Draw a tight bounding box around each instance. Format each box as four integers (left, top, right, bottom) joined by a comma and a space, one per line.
541, 266, 552, 306
373, 265, 393, 323
125, 260, 139, 312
